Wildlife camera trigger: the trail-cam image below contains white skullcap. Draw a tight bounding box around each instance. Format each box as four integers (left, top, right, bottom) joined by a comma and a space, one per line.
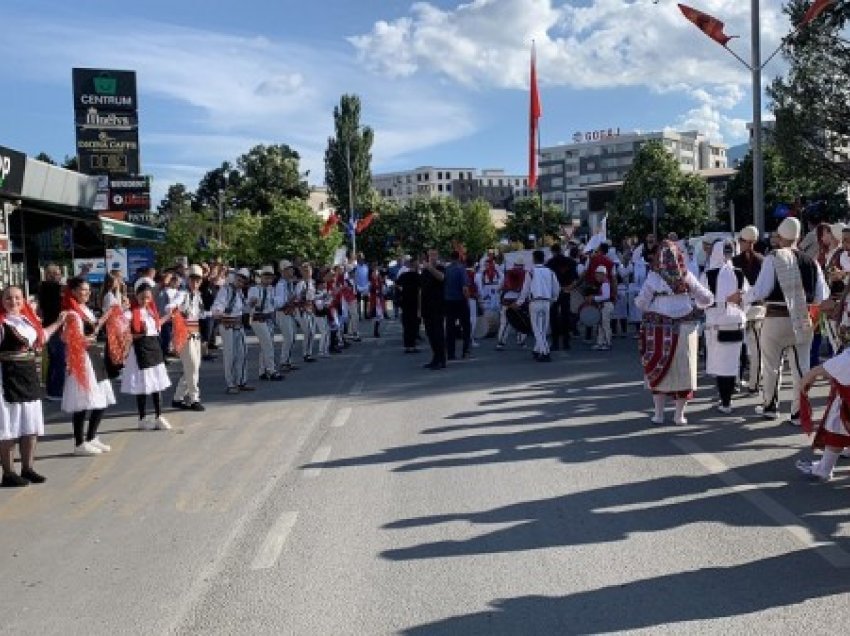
134, 277, 155, 292
595, 265, 608, 274
777, 217, 801, 241
739, 225, 759, 242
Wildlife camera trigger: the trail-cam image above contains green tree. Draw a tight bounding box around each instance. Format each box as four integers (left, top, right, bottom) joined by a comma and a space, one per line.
396, 197, 465, 256
235, 144, 308, 214
607, 141, 709, 241
158, 211, 211, 267
504, 197, 562, 245
459, 199, 497, 259
355, 200, 401, 263
324, 94, 374, 221
35, 152, 56, 165
769, 0, 849, 183
193, 162, 241, 213
257, 198, 341, 265
222, 211, 263, 264
157, 183, 193, 221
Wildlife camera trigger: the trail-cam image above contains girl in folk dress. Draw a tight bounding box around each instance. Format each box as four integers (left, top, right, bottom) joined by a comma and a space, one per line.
700, 240, 749, 414
368, 266, 386, 339
0, 287, 66, 486
635, 240, 714, 426
61, 277, 117, 456
122, 278, 172, 430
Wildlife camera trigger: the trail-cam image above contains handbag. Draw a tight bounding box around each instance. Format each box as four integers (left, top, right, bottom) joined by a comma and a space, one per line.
717, 328, 744, 343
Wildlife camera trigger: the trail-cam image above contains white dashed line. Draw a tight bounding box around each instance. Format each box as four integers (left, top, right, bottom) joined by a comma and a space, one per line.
349, 381, 364, 396
250, 511, 299, 571
303, 446, 333, 479
330, 407, 353, 429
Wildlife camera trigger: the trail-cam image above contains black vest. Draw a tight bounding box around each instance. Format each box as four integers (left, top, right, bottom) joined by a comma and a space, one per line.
766, 251, 818, 303
705, 267, 745, 299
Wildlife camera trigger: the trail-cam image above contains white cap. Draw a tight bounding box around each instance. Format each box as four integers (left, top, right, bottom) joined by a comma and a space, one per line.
595, 265, 608, 275
739, 225, 759, 242
831, 223, 845, 242
260, 265, 275, 276
778, 217, 802, 241
279, 259, 293, 270
188, 265, 203, 278
134, 277, 155, 292
236, 268, 252, 279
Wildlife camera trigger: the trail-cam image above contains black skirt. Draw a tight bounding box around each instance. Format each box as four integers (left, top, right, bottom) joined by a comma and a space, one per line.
87, 346, 109, 383
133, 336, 164, 370
2, 359, 45, 403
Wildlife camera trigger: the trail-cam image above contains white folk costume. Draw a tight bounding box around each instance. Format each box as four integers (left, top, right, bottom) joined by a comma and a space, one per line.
173, 275, 205, 406
274, 266, 298, 368
732, 225, 766, 393
248, 272, 280, 378
212, 274, 249, 390
476, 261, 503, 313
497, 264, 528, 348
313, 287, 332, 356
635, 241, 714, 425
0, 315, 45, 441
294, 278, 316, 360
700, 240, 748, 410
61, 304, 116, 414
516, 262, 559, 358
591, 267, 613, 349
743, 217, 828, 423
121, 305, 171, 396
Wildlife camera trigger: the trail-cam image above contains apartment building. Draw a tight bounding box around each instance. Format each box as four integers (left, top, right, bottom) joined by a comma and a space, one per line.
372, 166, 476, 203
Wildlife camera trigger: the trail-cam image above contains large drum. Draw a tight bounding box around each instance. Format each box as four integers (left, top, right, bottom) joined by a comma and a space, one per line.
578, 302, 602, 327
569, 290, 584, 313
505, 305, 532, 335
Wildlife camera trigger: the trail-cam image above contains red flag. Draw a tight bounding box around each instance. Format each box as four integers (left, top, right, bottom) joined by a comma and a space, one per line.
320, 213, 339, 238
678, 4, 738, 47
800, 0, 836, 27
356, 212, 375, 234
528, 43, 542, 191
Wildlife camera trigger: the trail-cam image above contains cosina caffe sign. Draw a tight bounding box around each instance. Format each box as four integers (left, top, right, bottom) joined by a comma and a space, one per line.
75, 128, 140, 175
572, 128, 621, 143
0, 145, 26, 196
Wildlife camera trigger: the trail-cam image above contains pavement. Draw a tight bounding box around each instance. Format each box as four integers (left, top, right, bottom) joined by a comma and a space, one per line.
2, 322, 850, 635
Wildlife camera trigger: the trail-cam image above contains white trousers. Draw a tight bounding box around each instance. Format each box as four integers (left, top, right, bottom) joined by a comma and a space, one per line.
498, 306, 526, 345
597, 302, 613, 347
314, 316, 330, 355
346, 301, 360, 337
174, 335, 202, 404
220, 324, 247, 388
295, 313, 314, 357
252, 320, 276, 375
275, 312, 296, 365
530, 300, 551, 355
745, 319, 763, 391
468, 298, 478, 340
761, 316, 811, 416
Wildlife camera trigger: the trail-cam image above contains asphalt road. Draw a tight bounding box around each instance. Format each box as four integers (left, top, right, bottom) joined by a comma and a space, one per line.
2, 321, 850, 635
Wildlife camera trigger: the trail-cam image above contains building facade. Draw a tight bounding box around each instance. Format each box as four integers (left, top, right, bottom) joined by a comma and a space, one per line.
538, 129, 728, 229
372, 166, 476, 203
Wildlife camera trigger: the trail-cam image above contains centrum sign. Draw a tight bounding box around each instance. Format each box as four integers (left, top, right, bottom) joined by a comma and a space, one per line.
72, 69, 137, 112
0, 145, 26, 196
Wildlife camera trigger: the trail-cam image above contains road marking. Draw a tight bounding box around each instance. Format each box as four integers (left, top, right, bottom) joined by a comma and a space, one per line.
361, 363, 373, 375
250, 511, 299, 571
303, 446, 332, 479
330, 407, 352, 428
673, 438, 850, 568
349, 381, 364, 396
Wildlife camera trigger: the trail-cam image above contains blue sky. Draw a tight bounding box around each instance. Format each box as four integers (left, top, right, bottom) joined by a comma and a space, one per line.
0, 0, 794, 205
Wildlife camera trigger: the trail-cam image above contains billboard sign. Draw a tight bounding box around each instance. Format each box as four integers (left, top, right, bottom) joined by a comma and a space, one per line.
0, 145, 26, 196
72, 69, 137, 112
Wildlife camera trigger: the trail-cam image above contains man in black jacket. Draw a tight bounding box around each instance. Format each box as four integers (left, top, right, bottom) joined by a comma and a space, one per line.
546, 243, 578, 350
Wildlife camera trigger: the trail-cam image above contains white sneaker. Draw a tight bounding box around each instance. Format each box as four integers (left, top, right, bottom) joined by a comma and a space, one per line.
717, 404, 733, 415
673, 416, 688, 426
74, 441, 102, 456
88, 437, 111, 453
138, 416, 156, 431
154, 416, 172, 431
796, 459, 832, 482
471, 340, 480, 348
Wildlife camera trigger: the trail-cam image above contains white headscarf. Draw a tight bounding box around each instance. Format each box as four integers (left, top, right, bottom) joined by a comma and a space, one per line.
707, 239, 746, 326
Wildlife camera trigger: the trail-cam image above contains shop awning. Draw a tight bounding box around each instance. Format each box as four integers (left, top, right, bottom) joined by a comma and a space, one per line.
100, 217, 165, 243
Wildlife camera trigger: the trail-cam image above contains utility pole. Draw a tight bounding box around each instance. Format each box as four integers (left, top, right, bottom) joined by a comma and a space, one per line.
751, 0, 765, 235
217, 188, 224, 249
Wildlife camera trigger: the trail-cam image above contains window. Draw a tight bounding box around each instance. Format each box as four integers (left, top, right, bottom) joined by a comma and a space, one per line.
498, 179, 503, 186
551, 177, 564, 188
407, 175, 412, 183
437, 171, 443, 180
446, 184, 452, 192
488, 179, 493, 186
417, 173, 422, 182
438, 184, 443, 192
523, 179, 528, 186
586, 161, 596, 171
468, 172, 473, 179
424, 173, 430, 181
445, 171, 451, 180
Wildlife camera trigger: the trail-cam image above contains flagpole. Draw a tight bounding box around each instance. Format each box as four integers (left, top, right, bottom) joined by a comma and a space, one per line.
538, 125, 545, 248
751, 0, 765, 234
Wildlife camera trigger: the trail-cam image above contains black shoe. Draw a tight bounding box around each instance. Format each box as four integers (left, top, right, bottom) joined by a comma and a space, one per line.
282, 363, 299, 371
1, 472, 29, 487
330, 347, 343, 354
269, 372, 284, 381
20, 468, 46, 484
533, 352, 541, 360
189, 402, 206, 412
304, 355, 316, 363
447, 355, 457, 361
423, 362, 437, 369
259, 372, 271, 381
462, 351, 472, 359
427, 362, 446, 371
202, 354, 217, 362
239, 384, 256, 392
172, 400, 189, 410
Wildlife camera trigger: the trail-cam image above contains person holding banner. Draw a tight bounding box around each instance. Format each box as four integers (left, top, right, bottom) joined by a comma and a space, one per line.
171, 265, 207, 411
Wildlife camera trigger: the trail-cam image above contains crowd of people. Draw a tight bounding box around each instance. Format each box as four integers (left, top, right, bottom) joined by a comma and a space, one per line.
3, 210, 850, 487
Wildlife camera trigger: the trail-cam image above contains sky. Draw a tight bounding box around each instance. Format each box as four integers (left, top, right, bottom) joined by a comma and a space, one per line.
0, 0, 795, 205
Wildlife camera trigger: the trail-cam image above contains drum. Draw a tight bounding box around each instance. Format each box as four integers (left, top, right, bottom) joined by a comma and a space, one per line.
505, 305, 532, 335
578, 302, 602, 327
569, 290, 584, 313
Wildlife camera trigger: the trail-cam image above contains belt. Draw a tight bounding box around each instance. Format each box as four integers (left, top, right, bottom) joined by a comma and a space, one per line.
765, 305, 790, 318
252, 313, 273, 321
0, 351, 37, 362
221, 318, 243, 329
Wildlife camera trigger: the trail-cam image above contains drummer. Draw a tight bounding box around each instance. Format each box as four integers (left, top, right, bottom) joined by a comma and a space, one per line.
496, 258, 528, 351
587, 265, 613, 351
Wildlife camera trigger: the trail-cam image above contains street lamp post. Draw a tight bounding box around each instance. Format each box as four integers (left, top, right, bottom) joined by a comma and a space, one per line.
217, 187, 224, 248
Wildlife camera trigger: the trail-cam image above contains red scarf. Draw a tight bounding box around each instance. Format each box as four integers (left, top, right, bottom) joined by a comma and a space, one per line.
0, 303, 46, 349
62, 288, 93, 326
130, 299, 160, 335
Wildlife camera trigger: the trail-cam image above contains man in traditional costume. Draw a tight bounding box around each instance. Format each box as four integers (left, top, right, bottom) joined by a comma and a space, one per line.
635, 240, 714, 425
171, 265, 207, 410
248, 266, 283, 381
274, 260, 299, 371
732, 225, 765, 394
515, 250, 559, 362
212, 269, 255, 394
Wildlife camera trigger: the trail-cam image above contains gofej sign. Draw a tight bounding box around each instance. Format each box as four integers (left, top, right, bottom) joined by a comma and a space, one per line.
0, 145, 26, 196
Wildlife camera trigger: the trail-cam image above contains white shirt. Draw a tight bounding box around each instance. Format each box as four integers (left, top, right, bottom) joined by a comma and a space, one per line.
2, 315, 38, 347
593, 281, 611, 303
634, 271, 714, 318
743, 251, 828, 306
211, 285, 245, 317
177, 290, 205, 321
517, 265, 558, 304
294, 280, 315, 303
274, 279, 294, 310
123, 308, 159, 336
247, 285, 276, 314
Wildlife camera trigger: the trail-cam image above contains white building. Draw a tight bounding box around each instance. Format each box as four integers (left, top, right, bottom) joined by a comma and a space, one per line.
539, 129, 728, 228
372, 166, 476, 203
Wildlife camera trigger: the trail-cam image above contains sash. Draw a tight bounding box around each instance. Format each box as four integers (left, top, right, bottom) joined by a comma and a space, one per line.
639, 313, 692, 389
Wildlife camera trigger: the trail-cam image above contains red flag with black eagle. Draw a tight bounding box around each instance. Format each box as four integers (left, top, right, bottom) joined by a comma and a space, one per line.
528, 43, 542, 191
678, 4, 738, 46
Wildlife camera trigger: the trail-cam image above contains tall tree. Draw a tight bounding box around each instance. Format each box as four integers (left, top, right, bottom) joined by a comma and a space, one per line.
324, 94, 374, 221
257, 197, 341, 265
35, 152, 56, 165
459, 200, 498, 259
157, 183, 193, 220
607, 141, 709, 241
396, 197, 465, 257
769, 1, 849, 183
193, 161, 241, 213
235, 144, 308, 214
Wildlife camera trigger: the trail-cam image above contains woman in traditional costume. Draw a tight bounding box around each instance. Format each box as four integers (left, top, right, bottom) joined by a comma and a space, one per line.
0, 287, 66, 486
635, 240, 714, 425
61, 277, 117, 456
700, 239, 748, 414
121, 278, 172, 430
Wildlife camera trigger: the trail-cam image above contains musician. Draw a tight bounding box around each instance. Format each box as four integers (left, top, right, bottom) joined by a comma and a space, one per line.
546, 243, 578, 351
249, 266, 283, 381
587, 265, 613, 351
476, 256, 503, 314
294, 263, 317, 363
274, 260, 299, 371
496, 259, 528, 351
820, 223, 847, 355
172, 265, 208, 411
212, 268, 255, 394
732, 225, 765, 394
515, 250, 559, 362
368, 265, 386, 339
313, 277, 332, 357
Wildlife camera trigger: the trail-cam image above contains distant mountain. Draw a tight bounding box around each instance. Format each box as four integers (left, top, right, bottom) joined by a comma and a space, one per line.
726, 143, 749, 166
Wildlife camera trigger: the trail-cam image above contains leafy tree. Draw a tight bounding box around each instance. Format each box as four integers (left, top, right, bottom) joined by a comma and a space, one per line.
235, 144, 308, 214
504, 197, 562, 245
355, 201, 401, 264
459, 199, 497, 259
222, 211, 263, 265
396, 197, 466, 256
769, 1, 849, 183
35, 152, 56, 165
193, 161, 241, 213
257, 198, 341, 265
607, 141, 709, 241
324, 94, 374, 221
157, 183, 193, 220
158, 211, 211, 268
62, 155, 79, 171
